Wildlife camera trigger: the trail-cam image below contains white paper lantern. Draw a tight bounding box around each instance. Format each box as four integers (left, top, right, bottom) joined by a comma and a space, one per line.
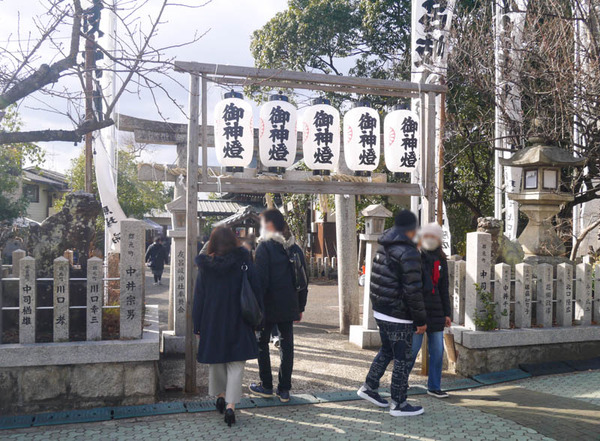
343, 102, 380, 174
214, 91, 253, 171
301, 98, 340, 174
384, 107, 420, 173
258, 94, 297, 171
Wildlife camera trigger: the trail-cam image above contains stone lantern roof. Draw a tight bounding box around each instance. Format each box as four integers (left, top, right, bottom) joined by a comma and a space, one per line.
499, 137, 585, 168
361, 204, 393, 218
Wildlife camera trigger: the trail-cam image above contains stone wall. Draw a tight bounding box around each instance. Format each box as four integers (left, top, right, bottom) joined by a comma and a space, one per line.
0, 361, 158, 414
454, 340, 600, 377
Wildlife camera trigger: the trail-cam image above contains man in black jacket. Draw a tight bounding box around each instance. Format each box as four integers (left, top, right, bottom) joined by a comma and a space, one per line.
249, 209, 308, 403
357, 210, 428, 417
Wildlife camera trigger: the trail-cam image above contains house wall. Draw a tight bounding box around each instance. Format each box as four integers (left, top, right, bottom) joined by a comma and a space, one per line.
24, 183, 50, 223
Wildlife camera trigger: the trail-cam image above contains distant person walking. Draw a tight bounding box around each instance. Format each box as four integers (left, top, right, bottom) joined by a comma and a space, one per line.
357, 210, 427, 417
409, 223, 452, 398
145, 237, 167, 285
193, 227, 263, 427
249, 209, 308, 403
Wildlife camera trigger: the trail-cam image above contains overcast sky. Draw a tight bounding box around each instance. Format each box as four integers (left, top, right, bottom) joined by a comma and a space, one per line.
1, 0, 291, 173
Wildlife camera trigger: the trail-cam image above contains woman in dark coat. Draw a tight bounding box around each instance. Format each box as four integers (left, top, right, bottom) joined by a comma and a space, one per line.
193, 227, 262, 427
408, 223, 452, 398
145, 237, 167, 285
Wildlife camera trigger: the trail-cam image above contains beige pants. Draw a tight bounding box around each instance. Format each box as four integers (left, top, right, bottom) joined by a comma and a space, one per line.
208, 361, 246, 404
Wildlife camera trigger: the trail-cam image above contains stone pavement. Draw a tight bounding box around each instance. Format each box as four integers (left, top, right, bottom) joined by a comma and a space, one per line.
3, 371, 599, 441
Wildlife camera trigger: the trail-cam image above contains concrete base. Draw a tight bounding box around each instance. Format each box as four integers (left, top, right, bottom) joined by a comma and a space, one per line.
349, 325, 381, 349
161, 331, 186, 355
0, 306, 160, 414
449, 324, 600, 376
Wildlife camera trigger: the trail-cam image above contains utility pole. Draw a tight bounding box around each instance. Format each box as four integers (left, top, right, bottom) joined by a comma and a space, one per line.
84, 34, 95, 194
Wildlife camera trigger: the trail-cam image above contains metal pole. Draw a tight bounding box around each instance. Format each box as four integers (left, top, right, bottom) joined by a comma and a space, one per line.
493, 0, 504, 220
84, 35, 95, 193
184, 74, 200, 394
201, 75, 208, 183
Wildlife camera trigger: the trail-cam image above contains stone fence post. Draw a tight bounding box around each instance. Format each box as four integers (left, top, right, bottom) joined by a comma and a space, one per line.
53, 257, 70, 342
556, 262, 573, 327
536, 263, 553, 328
494, 263, 510, 329
575, 262, 592, 325
120, 220, 145, 339
19, 256, 36, 344
87, 257, 103, 341
465, 232, 492, 330
451, 260, 466, 325
12, 249, 26, 277
514, 263, 533, 328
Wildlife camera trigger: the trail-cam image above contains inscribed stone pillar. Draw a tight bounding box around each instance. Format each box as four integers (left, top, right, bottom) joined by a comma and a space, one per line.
361, 238, 377, 330
19, 256, 36, 344
53, 257, 70, 342
120, 220, 145, 339
334, 194, 359, 334
12, 249, 26, 277
452, 260, 466, 325
595, 265, 600, 324
0, 266, 2, 343
514, 263, 533, 328
87, 257, 103, 341
494, 263, 510, 329
465, 232, 491, 330
536, 263, 553, 328
323, 257, 330, 278
171, 232, 187, 336
556, 263, 573, 327
575, 262, 592, 325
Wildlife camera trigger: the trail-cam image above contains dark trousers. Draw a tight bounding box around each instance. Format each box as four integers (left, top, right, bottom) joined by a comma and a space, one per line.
365, 319, 414, 405
258, 321, 294, 391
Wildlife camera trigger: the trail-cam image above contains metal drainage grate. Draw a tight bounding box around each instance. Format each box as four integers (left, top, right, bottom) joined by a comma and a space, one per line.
33, 408, 113, 427
473, 369, 531, 385
113, 402, 186, 419
313, 391, 361, 403
0, 415, 34, 430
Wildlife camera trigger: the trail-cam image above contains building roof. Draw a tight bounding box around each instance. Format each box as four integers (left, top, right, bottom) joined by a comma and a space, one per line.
23, 167, 69, 190
146, 198, 248, 219
213, 206, 261, 228
499, 139, 586, 167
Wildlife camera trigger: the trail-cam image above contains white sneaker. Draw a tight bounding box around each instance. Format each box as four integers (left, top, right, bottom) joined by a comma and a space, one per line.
357, 386, 390, 408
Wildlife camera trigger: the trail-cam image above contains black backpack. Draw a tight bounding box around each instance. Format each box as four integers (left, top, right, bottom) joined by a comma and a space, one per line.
286, 247, 308, 293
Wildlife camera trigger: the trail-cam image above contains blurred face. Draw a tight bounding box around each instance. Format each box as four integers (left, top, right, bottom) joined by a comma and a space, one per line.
421, 234, 441, 251
260, 219, 276, 234
405, 229, 417, 240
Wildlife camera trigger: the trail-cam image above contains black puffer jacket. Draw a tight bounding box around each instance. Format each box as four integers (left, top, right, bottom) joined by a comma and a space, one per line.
420, 248, 452, 333
370, 227, 427, 326
255, 232, 308, 323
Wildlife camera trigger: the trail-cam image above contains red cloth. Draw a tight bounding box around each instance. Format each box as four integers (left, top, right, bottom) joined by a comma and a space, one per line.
431, 260, 441, 293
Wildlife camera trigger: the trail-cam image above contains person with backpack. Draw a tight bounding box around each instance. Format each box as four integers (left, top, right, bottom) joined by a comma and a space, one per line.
249, 209, 308, 403
193, 227, 263, 427
357, 210, 428, 417
408, 222, 452, 398
145, 237, 167, 286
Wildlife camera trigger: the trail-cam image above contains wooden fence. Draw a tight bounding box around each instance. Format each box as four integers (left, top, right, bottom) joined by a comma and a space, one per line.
0, 220, 146, 344
450, 232, 599, 330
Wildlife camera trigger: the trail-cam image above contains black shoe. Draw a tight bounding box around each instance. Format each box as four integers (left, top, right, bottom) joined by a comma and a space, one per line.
427, 389, 449, 398
224, 408, 236, 427
249, 383, 274, 398
357, 385, 389, 408
216, 397, 226, 414
276, 388, 290, 403
390, 402, 424, 417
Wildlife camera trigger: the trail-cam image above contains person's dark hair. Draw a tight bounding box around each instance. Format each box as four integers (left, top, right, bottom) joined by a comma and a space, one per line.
261, 208, 286, 232
394, 209, 418, 231
154, 237, 162, 244
206, 227, 239, 256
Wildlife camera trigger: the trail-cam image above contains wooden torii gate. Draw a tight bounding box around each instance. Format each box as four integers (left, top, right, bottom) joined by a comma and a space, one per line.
163, 61, 444, 393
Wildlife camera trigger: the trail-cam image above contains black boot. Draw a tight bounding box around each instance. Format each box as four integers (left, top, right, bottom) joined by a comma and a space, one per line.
216, 397, 226, 414
224, 408, 235, 427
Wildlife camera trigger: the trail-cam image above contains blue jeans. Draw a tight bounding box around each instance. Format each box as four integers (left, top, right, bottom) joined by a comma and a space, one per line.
409, 331, 444, 391
364, 320, 414, 405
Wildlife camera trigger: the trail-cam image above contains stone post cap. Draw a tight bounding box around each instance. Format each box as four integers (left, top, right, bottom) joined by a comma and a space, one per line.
53, 256, 69, 263
88, 256, 103, 263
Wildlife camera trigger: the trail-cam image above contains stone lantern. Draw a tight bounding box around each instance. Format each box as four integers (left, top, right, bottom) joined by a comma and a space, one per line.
500, 137, 584, 260
349, 204, 392, 348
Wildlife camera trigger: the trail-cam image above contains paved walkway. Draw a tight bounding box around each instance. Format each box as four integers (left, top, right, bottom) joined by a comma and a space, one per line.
3, 371, 599, 441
